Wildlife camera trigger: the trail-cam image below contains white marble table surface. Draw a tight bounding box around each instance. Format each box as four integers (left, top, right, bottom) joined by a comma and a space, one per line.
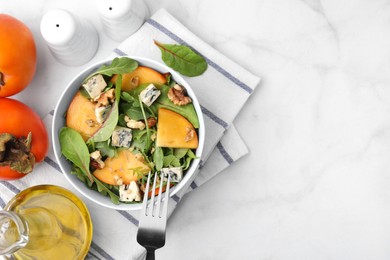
2, 0, 390, 259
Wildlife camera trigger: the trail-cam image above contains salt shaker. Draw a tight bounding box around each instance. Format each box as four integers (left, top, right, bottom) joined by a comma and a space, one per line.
97, 0, 149, 42
40, 9, 99, 66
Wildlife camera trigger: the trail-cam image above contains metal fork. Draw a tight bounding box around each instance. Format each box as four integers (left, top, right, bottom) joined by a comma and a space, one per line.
137, 172, 171, 260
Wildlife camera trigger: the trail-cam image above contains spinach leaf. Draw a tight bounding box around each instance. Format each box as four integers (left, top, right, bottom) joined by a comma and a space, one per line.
155, 85, 199, 128
88, 75, 122, 143
84, 57, 138, 82
154, 40, 207, 77
138, 94, 152, 152
59, 127, 93, 182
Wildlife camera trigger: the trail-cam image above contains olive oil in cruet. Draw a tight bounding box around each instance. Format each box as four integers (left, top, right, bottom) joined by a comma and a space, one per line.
0, 185, 93, 259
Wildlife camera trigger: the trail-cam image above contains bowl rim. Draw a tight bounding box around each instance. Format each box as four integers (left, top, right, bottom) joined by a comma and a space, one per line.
52, 56, 205, 210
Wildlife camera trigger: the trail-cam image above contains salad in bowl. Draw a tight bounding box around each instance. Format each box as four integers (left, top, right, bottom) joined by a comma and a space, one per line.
53, 57, 205, 210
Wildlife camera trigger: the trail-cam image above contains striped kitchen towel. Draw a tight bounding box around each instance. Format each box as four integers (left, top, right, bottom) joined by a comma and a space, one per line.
0, 8, 260, 260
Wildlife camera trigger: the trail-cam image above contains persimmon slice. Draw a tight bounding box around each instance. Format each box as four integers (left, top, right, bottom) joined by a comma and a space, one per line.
156, 108, 198, 149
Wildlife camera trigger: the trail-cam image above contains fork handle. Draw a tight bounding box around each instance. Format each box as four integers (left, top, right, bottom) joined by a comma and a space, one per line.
146, 249, 155, 260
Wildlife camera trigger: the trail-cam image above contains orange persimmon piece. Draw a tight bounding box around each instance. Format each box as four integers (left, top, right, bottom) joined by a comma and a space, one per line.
156, 108, 198, 149
66, 91, 101, 141
93, 150, 150, 185
111, 66, 167, 91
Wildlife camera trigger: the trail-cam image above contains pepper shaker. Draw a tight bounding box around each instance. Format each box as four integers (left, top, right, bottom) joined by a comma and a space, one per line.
40, 9, 99, 66
97, 0, 149, 42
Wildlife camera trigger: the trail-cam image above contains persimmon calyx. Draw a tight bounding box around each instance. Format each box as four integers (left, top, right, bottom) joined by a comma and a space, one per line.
0, 132, 35, 174
0, 72, 4, 86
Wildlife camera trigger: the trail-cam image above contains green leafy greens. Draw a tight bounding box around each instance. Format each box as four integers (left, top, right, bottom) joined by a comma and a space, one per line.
61, 57, 200, 205
155, 85, 199, 128
154, 40, 207, 77
88, 75, 122, 143
127, 84, 199, 128
59, 127, 93, 182
71, 166, 120, 204
84, 57, 138, 82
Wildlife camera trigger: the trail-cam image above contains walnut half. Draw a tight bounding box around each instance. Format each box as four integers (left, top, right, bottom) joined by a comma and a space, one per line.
94, 88, 115, 107
124, 116, 146, 130
167, 84, 192, 106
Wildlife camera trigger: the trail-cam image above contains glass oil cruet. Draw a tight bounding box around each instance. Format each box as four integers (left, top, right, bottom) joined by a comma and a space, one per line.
0, 185, 93, 260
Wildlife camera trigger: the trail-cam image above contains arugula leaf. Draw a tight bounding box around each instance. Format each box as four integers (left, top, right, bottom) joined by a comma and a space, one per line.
95, 140, 117, 158
70, 166, 120, 204
154, 40, 207, 77
88, 75, 122, 143
183, 149, 197, 170
71, 166, 94, 187
132, 129, 148, 151
121, 103, 150, 121
174, 148, 189, 159
153, 146, 164, 171
92, 175, 120, 204
121, 92, 138, 105
60, 127, 93, 182
84, 57, 138, 82
163, 154, 181, 167
118, 114, 127, 127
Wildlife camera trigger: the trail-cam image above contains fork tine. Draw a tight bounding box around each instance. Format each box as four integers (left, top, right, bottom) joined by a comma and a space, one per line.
162, 173, 171, 218
149, 173, 158, 216
156, 173, 164, 217
142, 172, 151, 215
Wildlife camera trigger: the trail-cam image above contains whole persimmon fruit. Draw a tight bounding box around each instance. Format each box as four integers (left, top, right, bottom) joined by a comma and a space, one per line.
0, 14, 37, 97
0, 98, 48, 180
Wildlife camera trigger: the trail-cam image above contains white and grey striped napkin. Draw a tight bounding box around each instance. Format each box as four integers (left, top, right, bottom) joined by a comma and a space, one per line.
0, 9, 260, 260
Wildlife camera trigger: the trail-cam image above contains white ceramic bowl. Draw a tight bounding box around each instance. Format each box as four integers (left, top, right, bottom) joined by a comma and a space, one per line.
52, 56, 205, 210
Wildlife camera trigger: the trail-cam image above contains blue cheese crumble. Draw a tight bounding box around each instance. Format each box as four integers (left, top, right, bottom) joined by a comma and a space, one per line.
95, 105, 111, 124
161, 167, 183, 183
82, 74, 107, 99
111, 126, 132, 148
119, 181, 141, 202
140, 84, 160, 106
